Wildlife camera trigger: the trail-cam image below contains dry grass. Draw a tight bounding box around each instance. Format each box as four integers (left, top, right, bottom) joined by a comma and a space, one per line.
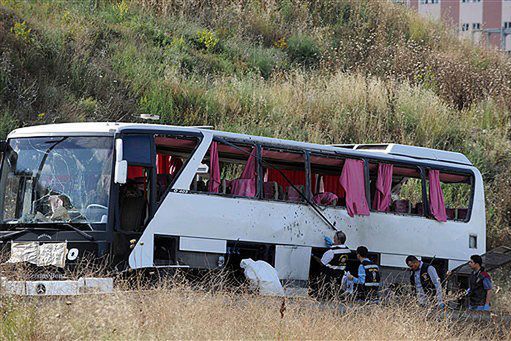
1, 279, 510, 340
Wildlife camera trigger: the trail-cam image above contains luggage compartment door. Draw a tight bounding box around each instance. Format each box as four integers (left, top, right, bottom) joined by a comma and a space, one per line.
274, 245, 311, 282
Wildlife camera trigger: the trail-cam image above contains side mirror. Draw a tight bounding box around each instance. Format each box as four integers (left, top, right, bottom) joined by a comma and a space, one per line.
114, 138, 127, 184
114, 160, 128, 184
0, 140, 6, 153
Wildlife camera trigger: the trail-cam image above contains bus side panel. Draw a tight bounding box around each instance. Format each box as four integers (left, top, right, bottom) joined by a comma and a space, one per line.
129, 171, 485, 275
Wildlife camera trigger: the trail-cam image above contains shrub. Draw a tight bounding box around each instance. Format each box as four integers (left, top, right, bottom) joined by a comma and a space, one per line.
195, 29, 220, 51
286, 34, 321, 67
10, 21, 33, 44
247, 47, 285, 79
114, 0, 129, 21
0, 112, 18, 139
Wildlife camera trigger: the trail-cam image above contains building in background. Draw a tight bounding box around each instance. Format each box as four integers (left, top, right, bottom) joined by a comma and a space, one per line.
400, 0, 511, 52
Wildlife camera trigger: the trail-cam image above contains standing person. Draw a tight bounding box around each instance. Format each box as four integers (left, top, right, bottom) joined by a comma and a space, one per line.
317, 231, 351, 296
320, 231, 351, 277
467, 254, 492, 311
405, 255, 444, 308
347, 246, 380, 302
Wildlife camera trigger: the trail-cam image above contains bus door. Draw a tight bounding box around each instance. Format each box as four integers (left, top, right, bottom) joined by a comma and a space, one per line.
113, 134, 156, 267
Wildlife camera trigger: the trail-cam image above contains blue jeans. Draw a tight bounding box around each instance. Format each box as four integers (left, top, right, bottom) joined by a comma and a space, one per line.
469, 305, 489, 311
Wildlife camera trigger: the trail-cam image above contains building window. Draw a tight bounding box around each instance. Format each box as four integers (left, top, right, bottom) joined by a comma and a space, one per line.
504, 22, 511, 29
472, 23, 481, 30
421, 0, 439, 3
461, 23, 469, 31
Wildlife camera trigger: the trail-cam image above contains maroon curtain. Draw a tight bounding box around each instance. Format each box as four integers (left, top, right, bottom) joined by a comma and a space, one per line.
323, 174, 345, 199
428, 170, 447, 222
339, 159, 370, 217
267, 168, 306, 189
372, 164, 393, 212
241, 148, 257, 180
208, 142, 221, 193
168, 156, 183, 176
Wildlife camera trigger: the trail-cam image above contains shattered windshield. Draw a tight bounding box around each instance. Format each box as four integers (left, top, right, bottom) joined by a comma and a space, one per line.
0, 136, 113, 230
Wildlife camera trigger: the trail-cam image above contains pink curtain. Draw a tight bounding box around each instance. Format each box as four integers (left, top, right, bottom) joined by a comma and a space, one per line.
428, 169, 447, 222
241, 148, 257, 179
313, 192, 338, 206
231, 179, 257, 197
208, 142, 221, 193
230, 147, 258, 197
372, 164, 393, 212
339, 159, 370, 217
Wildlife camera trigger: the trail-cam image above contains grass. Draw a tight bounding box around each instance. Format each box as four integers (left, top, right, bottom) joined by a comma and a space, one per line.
0, 275, 510, 340
1, 0, 511, 249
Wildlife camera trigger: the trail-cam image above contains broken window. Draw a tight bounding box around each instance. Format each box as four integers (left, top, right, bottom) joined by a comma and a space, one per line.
192, 140, 258, 198
0, 137, 113, 229
309, 153, 344, 207
369, 163, 425, 216
433, 171, 473, 222
261, 147, 307, 203
155, 134, 199, 204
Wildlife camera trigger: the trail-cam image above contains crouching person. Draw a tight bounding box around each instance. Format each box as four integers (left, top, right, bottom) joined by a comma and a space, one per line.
467, 255, 492, 312
405, 255, 444, 308
347, 246, 380, 302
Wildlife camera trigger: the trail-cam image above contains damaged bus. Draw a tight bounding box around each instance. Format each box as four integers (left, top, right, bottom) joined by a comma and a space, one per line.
0, 123, 485, 295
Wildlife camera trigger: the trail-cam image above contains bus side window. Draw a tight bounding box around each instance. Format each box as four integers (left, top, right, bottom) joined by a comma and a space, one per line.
191, 140, 258, 198
432, 171, 473, 222
260, 147, 307, 203
154, 135, 199, 204
369, 163, 424, 216
309, 153, 345, 207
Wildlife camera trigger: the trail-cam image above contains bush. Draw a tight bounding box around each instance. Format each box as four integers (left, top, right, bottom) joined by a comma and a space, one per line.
195, 29, 220, 52
0, 112, 18, 139
286, 34, 321, 67
247, 47, 285, 79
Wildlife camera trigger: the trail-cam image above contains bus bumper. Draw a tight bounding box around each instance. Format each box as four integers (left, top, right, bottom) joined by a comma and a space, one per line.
0, 277, 114, 295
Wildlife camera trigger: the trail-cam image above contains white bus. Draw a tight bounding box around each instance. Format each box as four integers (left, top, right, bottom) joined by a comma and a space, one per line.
0, 123, 484, 294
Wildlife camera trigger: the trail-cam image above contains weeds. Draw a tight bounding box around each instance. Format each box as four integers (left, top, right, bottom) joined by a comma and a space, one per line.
10, 20, 32, 44
0, 272, 510, 339
195, 29, 220, 52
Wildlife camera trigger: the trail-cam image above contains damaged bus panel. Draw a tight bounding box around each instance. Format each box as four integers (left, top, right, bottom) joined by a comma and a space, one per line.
0, 123, 486, 295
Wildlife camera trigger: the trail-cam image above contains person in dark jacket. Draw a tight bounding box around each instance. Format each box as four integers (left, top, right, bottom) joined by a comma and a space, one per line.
347, 246, 380, 302
406, 255, 444, 308
320, 231, 351, 277
467, 254, 492, 311
316, 231, 351, 297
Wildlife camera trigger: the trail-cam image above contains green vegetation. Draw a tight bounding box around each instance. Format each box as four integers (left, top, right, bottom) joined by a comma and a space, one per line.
1, 0, 511, 247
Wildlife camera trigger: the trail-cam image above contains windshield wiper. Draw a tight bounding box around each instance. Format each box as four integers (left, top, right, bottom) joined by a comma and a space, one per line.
61, 223, 94, 241
0, 229, 30, 241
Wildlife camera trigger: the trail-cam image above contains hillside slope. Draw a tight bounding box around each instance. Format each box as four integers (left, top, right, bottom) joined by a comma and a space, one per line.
1, 0, 511, 247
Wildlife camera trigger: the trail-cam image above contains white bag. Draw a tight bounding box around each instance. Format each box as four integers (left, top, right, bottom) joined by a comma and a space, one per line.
341, 271, 354, 294
240, 258, 285, 296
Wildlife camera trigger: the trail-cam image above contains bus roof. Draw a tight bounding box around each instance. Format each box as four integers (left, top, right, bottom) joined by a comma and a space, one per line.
8, 122, 473, 168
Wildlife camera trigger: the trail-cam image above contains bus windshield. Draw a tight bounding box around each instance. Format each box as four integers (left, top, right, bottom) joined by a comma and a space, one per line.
0, 136, 113, 230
